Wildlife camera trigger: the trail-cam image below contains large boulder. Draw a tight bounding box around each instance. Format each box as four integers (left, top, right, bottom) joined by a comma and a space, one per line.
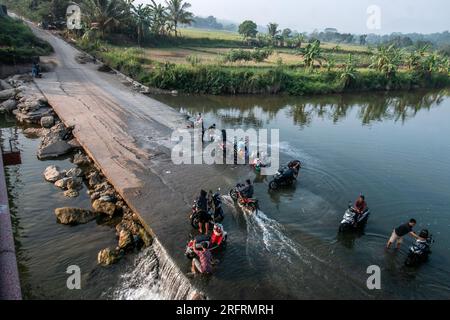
37, 139, 73, 159
43, 165, 65, 182
37, 123, 74, 159
0, 89, 16, 101
92, 199, 116, 216
0, 99, 17, 112
97, 248, 119, 266
55, 207, 96, 225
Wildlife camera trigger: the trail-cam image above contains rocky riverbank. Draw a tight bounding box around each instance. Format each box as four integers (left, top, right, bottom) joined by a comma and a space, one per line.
1, 74, 153, 267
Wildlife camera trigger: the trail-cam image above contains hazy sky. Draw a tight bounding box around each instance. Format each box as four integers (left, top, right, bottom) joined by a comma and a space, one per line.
137, 0, 450, 34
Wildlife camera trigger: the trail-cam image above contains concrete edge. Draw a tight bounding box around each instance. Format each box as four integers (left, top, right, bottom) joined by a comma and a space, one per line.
0, 148, 22, 300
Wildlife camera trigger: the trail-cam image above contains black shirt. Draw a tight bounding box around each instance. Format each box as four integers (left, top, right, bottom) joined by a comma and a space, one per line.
395, 223, 413, 237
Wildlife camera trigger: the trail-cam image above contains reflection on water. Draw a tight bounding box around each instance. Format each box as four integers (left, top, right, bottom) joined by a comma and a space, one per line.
162, 89, 448, 128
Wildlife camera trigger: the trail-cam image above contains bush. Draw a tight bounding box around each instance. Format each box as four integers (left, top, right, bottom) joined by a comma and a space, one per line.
0, 16, 53, 64
224, 48, 273, 63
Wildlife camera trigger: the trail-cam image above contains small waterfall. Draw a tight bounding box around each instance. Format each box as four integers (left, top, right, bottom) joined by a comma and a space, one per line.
112, 239, 200, 300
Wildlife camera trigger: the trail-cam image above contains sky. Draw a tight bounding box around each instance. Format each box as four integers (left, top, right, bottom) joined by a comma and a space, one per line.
137, 0, 450, 35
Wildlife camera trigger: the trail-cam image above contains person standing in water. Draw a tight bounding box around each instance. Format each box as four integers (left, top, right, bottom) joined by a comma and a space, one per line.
386, 219, 419, 249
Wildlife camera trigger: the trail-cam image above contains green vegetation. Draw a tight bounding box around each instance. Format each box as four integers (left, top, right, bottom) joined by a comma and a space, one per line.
2, 0, 449, 95
0, 15, 52, 64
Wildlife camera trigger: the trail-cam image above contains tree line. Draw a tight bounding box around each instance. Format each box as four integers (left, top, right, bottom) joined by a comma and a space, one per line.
2, 0, 195, 45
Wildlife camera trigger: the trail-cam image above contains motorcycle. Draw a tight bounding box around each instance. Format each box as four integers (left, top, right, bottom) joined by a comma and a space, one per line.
269, 160, 302, 190
189, 193, 224, 229
229, 184, 258, 214
339, 202, 370, 232
185, 225, 228, 259
405, 231, 433, 267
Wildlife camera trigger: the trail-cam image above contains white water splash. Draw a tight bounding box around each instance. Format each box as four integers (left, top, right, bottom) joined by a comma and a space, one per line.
112, 240, 199, 300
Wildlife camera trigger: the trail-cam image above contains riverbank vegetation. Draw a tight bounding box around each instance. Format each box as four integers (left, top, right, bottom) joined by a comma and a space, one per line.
2, 0, 450, 95
0, 15, 52, 64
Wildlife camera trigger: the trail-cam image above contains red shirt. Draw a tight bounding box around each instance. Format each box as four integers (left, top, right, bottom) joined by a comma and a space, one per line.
355, 200, 367, 213
211, 232, 223, 246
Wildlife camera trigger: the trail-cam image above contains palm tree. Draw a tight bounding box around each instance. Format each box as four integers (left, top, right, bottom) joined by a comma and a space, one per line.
131, 3, 152, 46
81, 0, 131, 38
267, 23, 279, 39
149, 0, 168, 35
165, 0, 193, 37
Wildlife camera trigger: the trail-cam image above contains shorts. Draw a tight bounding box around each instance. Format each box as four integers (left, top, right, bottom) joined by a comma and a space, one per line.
389, 230, 404, 244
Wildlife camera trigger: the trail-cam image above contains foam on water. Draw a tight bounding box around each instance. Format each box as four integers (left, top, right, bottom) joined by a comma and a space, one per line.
112, 239, 198, 300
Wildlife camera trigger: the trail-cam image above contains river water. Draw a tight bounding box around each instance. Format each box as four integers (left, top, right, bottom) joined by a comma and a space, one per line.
2, 89, 450, 299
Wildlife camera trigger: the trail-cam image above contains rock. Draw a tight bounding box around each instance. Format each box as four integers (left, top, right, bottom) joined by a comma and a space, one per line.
37, 140, 73, 159
0, 99, 17, 112
0, 89, 17, 101
66, 167, 83, 178
55, 207, 96, 225
94, 181, 112, 193
54, 177, 71, 189
92, 199, 116, 216
16, 107, 53, 124
64, 189, 79, 198
97, 248, 119, 266
0, 79, 13, 90
88, 171, 103, 187
73, 152, 90, 166
118, 229, 133, 249
67, 177, 83, 191
44, 165, 65, 182
37, 124, 74, 159
40, 116, 55, 128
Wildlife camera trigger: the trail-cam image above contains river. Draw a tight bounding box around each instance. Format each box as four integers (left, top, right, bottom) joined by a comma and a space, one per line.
2, 89, 450, 299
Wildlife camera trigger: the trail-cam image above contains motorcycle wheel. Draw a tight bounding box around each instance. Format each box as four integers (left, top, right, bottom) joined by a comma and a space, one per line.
269, 180, 278, 190
229, 189, 238, 201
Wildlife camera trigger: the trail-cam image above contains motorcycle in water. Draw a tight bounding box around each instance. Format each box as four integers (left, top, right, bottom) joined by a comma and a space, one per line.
185, 224, 228, 259
189, 193, 224, 229
405, 230, 433, 267
268, 160, 302, 190
339, 202, 370, 232
229, 184, 258, 214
